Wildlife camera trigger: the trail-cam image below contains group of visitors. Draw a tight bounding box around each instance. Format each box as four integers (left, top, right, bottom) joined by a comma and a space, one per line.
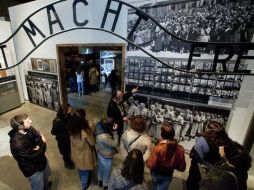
8, 87, 252, 190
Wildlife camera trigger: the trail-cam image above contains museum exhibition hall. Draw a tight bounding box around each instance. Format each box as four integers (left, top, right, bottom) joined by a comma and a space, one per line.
0, 0, 253, 189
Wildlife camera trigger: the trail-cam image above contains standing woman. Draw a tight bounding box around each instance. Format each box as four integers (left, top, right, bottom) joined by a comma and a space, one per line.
147, 123, 186, 190
94, 117, 119, 190
68, 108, 96, 190
76, 66, 84, 96
120, 115, 152, 163
51, 104, 74, 169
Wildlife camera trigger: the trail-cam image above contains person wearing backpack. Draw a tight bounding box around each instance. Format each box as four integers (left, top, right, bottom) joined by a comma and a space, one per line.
94, 117, 119, 190
51, 104, 74, 169
147, 122, 186, 190
199, 140, 252, 190
186, 121, 231, 190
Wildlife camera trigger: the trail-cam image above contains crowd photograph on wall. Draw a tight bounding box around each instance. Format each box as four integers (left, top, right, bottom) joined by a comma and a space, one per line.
127, 0, 254, 54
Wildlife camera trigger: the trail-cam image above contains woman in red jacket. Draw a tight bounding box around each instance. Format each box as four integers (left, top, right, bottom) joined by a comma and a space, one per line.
147, 122, 186, 190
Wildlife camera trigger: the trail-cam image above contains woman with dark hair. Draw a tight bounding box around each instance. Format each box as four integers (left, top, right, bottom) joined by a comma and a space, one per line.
94, 117, 119, 190
186, 121, 231, 190
147, 123, 186, 190
51, 104, 74, 169
68, 108, 96, 190
199, 141, 252, 190
108, 149, 149, 190
120, 115, 152, 162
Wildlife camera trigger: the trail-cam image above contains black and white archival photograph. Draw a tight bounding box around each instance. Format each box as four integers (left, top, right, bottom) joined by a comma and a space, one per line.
25, 74, 59, 111
31, 58, 58, 73
125, 57, 246, 104
127, 0, 254, 55
124, 95, 230, 151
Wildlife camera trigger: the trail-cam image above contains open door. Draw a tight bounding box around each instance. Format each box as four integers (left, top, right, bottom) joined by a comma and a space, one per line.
57, 43, 125, 106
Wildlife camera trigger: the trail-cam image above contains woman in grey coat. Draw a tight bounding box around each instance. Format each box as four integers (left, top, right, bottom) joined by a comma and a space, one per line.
94, 117, 119, 190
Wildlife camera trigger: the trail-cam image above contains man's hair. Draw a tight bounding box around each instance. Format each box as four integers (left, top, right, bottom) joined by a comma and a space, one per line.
13, 114, 28, 125
130, 115, 146, 133
121, 149, 144, 184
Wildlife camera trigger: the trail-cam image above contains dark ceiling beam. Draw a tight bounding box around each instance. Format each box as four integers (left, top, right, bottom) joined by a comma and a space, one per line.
0, 0, 33, 21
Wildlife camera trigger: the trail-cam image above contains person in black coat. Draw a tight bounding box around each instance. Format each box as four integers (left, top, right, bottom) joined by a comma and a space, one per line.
108, 70, 120, 92
107, 87, 139, 138
51, 104, 74, 169
9, 114, 51, 190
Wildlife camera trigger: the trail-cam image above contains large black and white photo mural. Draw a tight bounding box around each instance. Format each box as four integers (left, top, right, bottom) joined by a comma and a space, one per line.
125, 0, 254, 151
25, 73, 59, 111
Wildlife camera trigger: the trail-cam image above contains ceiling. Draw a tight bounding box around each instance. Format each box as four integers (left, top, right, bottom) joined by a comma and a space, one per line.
0, 0, 34, 21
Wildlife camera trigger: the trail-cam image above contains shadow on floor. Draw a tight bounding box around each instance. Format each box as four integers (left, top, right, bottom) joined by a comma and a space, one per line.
0, 155, 29, 189
0, 155, 63, 190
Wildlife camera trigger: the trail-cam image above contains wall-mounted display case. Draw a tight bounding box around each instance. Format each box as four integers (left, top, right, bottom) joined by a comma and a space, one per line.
0, 76, 21, 114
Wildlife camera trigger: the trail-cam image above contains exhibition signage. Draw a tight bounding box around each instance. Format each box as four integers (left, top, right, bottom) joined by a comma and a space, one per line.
0, 0, 254, 75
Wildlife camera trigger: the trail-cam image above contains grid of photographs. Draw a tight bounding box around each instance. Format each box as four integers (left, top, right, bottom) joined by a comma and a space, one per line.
125, 57, 246, 103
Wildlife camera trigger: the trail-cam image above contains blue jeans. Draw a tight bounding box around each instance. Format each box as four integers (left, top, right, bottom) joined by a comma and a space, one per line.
150, 170, 172, 190
28, 162, 51, 190
97, 153, 113, 186
78, 169, 91, 190
77, 81, 84, 95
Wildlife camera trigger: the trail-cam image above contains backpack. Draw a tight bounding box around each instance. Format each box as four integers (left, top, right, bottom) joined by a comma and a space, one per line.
199, 164, 239, 190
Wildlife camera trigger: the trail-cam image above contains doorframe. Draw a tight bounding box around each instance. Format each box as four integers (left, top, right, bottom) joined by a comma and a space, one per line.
56, 43, 126, 105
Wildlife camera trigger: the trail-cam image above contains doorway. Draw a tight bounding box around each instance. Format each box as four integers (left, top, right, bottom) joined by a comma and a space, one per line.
57, 44, 125, 109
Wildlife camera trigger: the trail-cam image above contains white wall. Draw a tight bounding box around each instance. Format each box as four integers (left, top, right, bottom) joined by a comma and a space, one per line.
226, 50, 254, 144
0, 21, 23, 103
8, 0, 128, 101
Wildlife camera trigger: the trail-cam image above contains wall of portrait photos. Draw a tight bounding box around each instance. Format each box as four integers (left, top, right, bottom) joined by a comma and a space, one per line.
125, 57, 246, 104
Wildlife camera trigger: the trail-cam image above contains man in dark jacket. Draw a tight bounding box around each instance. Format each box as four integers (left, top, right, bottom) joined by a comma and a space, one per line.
9, 114, 51, 190
107, 87, 139, 138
